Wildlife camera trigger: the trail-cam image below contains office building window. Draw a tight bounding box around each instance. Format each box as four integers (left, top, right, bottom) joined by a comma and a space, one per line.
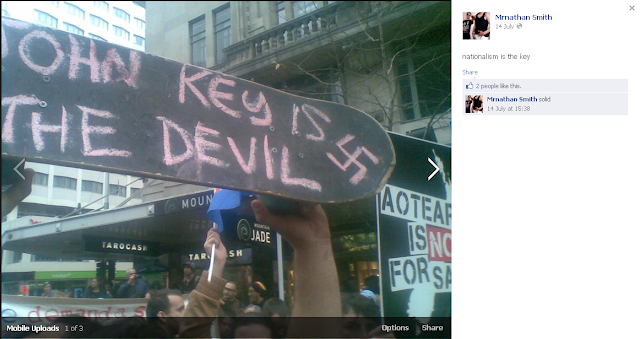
109, 184, 126, 197
135, 17, 145, 29
63, 22, 84, 35
292, 1, 317, 18
64, 2, 84, 20
89, 33, 106, 41
214, 5, 231, 64
93, 1, 109, 12
82, 180, 103, 194
113, 25, 129, 40
90, 14, 108, 30
47, 1, 59, 8
277, 1, 287, 24
114, 7, 130, 23
53, 176, 76, 190
134, 35, 145, 47
190, 16, 206, 67
33, 172, 49, 186
130, 187, 141, 197
35, 10, 58, 28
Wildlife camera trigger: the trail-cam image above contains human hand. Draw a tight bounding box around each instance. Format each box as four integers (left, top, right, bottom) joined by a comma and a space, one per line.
204, 228, 227, 277
250, 199, 330, 252
128, 274, 137, 285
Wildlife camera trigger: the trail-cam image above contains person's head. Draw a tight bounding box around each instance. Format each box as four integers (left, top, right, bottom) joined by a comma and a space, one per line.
234, 313, 272, 339
249, 281, 267, 304
263, 298, 290, 318
466, 12, 472, 19
340, 275, 359, 293
183, 262, 195, 277
243, 304, 262, 314
90, 279, 99, 289
219, 316, 236, 339
363, 275, 380, 295
341, 293, 380, 338
223, 281, 238, 302
146, 289, 185, 336
43, 282, 52, 294
126, 268, 137, 280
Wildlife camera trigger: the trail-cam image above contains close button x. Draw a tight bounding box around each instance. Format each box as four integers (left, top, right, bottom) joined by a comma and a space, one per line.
631, 5, 635, 10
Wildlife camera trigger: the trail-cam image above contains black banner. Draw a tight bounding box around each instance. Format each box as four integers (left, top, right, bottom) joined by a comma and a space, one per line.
1, 18, 395, 203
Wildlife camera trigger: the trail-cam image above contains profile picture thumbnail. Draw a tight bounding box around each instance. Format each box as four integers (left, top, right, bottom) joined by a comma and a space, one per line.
463, 12, 491, 40
465, 95, 483, 113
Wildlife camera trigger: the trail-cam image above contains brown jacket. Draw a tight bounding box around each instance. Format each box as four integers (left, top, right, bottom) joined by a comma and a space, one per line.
180, 271, 227, 338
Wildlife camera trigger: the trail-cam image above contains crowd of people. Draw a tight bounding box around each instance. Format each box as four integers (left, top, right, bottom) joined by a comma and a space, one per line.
8, 197, 389, 338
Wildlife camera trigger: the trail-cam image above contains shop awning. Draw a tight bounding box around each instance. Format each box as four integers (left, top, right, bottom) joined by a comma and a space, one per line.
2, 189, 376, 260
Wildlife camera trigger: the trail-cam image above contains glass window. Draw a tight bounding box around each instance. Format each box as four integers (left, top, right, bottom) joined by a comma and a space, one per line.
190, 16, 206, 67
81, 180, 103, 194
33, 172, 49, 186
89, 33, 107, 41
214, 5, 231, 64
114, 7, 130, 23
277, 1, 287, 24
109, 184, 126, 197
130, 187, 141, 197
46, 1, 59, 8
134, 35, 145, 47
93, 1, 109, 12
292, 1, 317, 18
35, 10, 58, 28
64, 2, 84, 20
113, 25, 130, 40
90, 14, 108, 30
135, 17, 145, 29
63, 22, 84, 35
53, 176, 76, 190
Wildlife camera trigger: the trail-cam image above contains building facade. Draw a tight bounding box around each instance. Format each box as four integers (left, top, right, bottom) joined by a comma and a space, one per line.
1, 1, 146, 296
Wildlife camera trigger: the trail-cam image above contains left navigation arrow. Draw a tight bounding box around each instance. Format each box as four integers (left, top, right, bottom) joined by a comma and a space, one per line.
14, 159, 26, 180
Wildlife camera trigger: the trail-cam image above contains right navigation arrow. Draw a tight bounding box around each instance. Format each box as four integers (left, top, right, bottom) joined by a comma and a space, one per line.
428, 158, 440, 181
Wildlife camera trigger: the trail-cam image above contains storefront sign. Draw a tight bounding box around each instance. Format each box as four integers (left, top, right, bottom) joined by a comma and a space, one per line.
237, 219, 272, 245
377, 134, 451, 320
156, 190, 215, 215
83, 236, 156, 255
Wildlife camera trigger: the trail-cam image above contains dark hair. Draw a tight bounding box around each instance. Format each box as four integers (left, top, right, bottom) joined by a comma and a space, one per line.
340, 275, 359, 293
364, 275, 380, 294
341, 293, 380, 317
235, 313, 272, 337
263, 298, 290, 317
146, 289, 182, 318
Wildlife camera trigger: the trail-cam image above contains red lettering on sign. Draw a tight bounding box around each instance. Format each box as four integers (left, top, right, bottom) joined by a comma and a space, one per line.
79, 105, 132, 157
326, 134, 379, 185
30, 105, 69, 152
2, 94, 40, 143
18, 30, 64, 75
179, 65, 211, 108
68, 35, 100, 83
427, 226, 452, 262
208, 74, 239, 118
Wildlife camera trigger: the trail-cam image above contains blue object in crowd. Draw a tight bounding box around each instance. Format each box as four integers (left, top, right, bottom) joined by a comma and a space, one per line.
206, 189, 254, 232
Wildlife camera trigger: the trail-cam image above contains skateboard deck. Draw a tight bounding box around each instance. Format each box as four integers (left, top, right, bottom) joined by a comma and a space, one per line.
1, 18, 395, 203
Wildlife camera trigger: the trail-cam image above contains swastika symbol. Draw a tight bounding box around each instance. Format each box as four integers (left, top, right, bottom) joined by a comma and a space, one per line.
326, 135, 379, 185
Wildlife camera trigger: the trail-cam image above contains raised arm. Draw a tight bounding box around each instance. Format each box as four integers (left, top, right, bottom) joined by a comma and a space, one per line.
179, 228, 228, 338
251, 199, 341, 337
